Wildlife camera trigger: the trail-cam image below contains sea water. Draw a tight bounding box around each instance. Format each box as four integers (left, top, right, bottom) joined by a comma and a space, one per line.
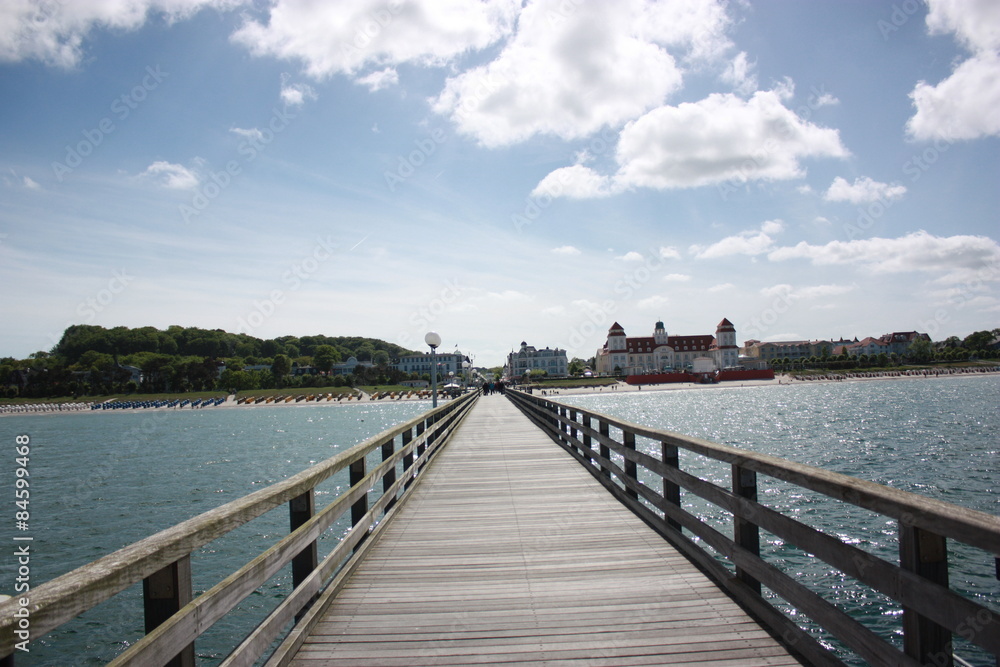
1, 377, 997, 665
557, 374, 999, 666
0, 400, 433, 665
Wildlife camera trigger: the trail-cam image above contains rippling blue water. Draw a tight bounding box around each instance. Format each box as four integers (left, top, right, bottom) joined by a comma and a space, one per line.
0, 401, 433, 665
558, 375, 999, 666
2, 378, 997, 665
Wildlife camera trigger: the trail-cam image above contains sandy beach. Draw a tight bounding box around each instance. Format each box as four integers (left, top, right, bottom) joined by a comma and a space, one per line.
3, 365, 998, 416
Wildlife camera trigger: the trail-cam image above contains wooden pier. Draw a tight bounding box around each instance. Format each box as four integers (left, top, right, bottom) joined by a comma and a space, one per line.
274, 394, 800, 666
2, 389, 998, 666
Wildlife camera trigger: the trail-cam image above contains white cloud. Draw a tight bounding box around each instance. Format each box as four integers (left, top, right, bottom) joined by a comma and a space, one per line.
488, 289, 532, 301
232, 0, 517, 79
721, 51, 757, 96
536, 84, 847, 196
708, 283, 733, 292
663, 273, 692, 282
433, 0, 732, 147
907, 0, 1000, 141
691, 220, 783, 259
795, 284, 857, 299
658, 246, 682, 260
140, 161, 199, 189
611, 86, 848, 190
356, 67, 398, 91
617, 251, 645, 262
768, 231, 1000, 284
760, 282, 856, 302
22, 176, 40, 190
541, 305, 566, 316
925, 0, 1000, 52
0, 0, 239, 67
551, 245, 581, 256
824, 176, 907, 204
907, 51, 1000, 141
532, 165, 616, 199
760, 219, 785, 235
230, 126, 264, 142
638, 294, 670, 309
280, 79, 317, 106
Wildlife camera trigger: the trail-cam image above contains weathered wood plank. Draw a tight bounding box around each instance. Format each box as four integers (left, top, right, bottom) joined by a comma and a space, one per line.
282, 396, 803, 666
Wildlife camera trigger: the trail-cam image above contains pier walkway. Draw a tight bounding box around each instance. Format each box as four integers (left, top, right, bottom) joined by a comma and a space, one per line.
281, 395, 801, 666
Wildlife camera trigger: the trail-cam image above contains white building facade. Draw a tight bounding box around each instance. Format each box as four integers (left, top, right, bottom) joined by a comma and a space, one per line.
394, 351, 470, 378
595, 319, 738, 375
506, 342, 569, 378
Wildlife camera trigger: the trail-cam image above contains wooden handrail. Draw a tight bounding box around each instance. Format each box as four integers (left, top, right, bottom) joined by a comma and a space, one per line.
0, 392, 478, 664
506, 389, 999, 667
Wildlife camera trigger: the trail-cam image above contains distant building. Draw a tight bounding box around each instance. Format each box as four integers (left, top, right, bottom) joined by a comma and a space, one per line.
329, 356, 375, 376
595, 319, 738, 375
742, 340, 834, 362
746, 331, 931, 362
879, 331, 930, 356
506, 342, 569, 378
394, 351, 470, 379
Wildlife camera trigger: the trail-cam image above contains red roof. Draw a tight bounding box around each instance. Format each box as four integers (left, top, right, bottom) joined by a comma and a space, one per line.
668, 335, 714, 351
622, 334, 714, 353
609, 322, 625, 334
717, 318, 735, 331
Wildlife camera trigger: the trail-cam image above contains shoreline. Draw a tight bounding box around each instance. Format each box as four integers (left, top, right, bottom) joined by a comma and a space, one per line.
523, 365, 1000, 398
3, 366, 999, 417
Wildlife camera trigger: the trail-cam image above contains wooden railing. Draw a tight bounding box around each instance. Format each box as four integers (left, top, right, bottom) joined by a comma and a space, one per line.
0, 391, 477, 666
506, 389, 999, 667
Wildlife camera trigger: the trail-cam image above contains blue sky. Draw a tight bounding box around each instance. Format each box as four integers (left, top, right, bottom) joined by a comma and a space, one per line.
1, 0, 998, 367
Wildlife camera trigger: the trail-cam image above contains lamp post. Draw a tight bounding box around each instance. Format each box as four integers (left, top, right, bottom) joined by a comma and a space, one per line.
425, 332, 441, 407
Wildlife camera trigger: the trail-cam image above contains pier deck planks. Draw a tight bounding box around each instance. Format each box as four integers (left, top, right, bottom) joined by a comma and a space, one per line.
289, 395, 802, 666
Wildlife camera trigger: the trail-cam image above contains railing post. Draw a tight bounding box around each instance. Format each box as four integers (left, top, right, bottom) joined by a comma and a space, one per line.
623, 430, 638, 500
143, 556, 194, 667
563, 407, 571, 445
381, 435, 397, 513
289, 489, 318, 618
599, 420, 611, 478
581, 414, 591, 462
661, 441, 681, 531
349, 454, 368, 551
900, 525, 951, 666
416, 418, 428, 462
569, 410, 579, 454
402, 427, 415, 490
732, 464, 761, 594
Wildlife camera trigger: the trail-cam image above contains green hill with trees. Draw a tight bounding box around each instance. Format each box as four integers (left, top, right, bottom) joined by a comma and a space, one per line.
2, 325, 417, 399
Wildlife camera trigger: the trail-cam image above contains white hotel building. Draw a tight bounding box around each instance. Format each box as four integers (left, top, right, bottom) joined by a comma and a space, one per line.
506, 342, 569, 378
595, 319, 739, 375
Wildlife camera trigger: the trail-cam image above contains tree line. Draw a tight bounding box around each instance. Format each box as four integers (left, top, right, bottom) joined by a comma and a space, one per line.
1, 325, 418, 399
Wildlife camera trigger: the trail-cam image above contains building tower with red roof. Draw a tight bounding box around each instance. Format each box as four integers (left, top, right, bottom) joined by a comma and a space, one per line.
715, 318, 738, 369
